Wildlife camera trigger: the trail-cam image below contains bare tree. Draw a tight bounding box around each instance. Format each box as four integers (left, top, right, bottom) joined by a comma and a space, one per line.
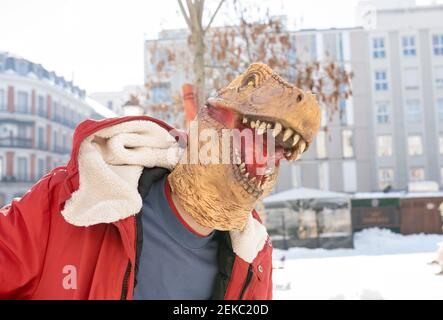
177, 0, 226, 110
207, 1, 353, 123
146, 1, 353, 129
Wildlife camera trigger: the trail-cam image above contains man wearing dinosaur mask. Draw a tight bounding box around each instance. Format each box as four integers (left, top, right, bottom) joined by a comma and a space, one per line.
0, 63, 321, 300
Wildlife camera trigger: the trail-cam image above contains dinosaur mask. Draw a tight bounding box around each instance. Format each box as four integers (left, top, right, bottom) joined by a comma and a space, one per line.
169, 63, 321, 231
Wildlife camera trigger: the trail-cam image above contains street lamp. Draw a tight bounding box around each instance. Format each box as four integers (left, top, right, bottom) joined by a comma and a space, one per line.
122, 97, 144, 116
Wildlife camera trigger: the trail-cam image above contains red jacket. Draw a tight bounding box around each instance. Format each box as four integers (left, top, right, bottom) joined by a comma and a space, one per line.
0, 116, 273, 300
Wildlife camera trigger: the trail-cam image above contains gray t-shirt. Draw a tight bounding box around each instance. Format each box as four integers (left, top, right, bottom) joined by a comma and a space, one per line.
133, 174, 219, 300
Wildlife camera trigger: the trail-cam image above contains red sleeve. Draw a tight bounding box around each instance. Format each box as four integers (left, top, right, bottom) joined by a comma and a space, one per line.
253, 209, 274, 300
0, 175, 53, 299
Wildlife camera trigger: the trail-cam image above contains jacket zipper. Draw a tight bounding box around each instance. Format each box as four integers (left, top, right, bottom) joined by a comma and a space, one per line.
239, 265, 254, 300
120, 260, 132, 300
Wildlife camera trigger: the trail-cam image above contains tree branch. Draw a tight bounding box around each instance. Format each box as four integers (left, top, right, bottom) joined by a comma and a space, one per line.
235, 0, 253, 63
177, 0, 192, 29
186, 0, 203, 34
186, 0, 196, 20
197, 0, 205, 31
204, 0, 225, 32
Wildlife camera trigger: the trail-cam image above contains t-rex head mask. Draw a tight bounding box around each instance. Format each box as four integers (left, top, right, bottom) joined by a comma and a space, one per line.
169, 63, 321, 231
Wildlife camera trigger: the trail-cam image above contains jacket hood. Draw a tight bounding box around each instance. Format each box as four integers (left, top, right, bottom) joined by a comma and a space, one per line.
59, 116, 185, 227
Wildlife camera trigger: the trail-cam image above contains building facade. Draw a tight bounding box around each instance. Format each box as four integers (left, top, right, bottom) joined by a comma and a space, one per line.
0, 52, 96, 206
363, 3, 443, 191
275, 27, 373, 194
143, 2, 443, 194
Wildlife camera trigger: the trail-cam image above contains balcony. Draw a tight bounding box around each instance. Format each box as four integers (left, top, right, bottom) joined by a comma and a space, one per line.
37, 141, 48, 151
15, 107, 33, 115
0, 176, 37, 183
0, 137, 33, 148
0, 105, 80, 129
52, 145, 70, 155
37, 110, 48, 118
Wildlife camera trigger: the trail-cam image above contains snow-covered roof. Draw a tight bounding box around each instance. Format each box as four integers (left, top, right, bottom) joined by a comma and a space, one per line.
353, 192, 406, 199
85, 97, 118, 118
0, 51, 87, 98
353, 191, 443, 199
264, 188, 350, 204
404, 192, 443, 199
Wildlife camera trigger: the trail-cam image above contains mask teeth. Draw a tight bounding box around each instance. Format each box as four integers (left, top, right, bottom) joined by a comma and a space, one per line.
233, 162, 265, 197
242, 115, 307, 162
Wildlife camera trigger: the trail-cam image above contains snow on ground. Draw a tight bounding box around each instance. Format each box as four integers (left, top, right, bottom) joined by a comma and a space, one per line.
272, 228, 443, 300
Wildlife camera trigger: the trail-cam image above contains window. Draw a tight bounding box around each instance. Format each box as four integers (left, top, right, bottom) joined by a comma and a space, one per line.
408, 135, 423, 156
343, 161, 357, 192
63, 133, 67, 153
38, 127, 45, 149
16, 91, 29, 114
339, 99, 347, 125
288, 36, 297, 64
404, 68, 419, 90
291, 165, 300, 188
439, 135, 443, 154
52, 101, 58, 122
38, 95, 45, 117
376, 102, 390, 124
52, 130, 57, 151
316, 130, 327, 159
67, 109, 74, 126
72, 111, 78, 127
406, 100, 422, 123
378, 168, 394, 190
0, 156, 4, 179
402, 36, 416, 56
441, 167, 443, 185
17, 157, 28, 181
18, 126, 26, 138
319, 163, 330, 191
436, 66, 443, 88
410, 167, 425, 182
377, 135, 392, 157
438, 99, 443, 121
17, 61, 28, 75
342, 130, 354, 158
61, 105, 67, 123
107, 101, 113, 110
372, 38, 386, 59
309, 34, 317, 60
0, 89, 5, 111
433, 34, 443, 56
37, 158, 45, 179
152, 82, 171, 103
375, 71, 388, 91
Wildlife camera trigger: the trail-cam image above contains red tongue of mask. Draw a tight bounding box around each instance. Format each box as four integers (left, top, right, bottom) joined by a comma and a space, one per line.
206, 102, 284, 178
242, 131, 284, 178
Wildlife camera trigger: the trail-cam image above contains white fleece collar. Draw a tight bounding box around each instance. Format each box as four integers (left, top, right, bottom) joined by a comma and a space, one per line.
61, 119, 268, 263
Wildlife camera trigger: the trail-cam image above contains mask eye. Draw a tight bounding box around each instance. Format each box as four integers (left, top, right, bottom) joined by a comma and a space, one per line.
239, 72, 259, 91
296, 93, 303, 103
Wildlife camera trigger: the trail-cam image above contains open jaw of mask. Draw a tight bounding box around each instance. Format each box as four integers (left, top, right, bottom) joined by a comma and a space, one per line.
205, 99, 309, 198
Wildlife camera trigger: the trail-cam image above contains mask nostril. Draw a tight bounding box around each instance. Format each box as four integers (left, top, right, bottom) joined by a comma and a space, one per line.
296, 94, 303, 103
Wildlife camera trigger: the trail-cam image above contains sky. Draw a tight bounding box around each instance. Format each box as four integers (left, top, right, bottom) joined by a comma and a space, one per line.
0, 0, 440, 93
